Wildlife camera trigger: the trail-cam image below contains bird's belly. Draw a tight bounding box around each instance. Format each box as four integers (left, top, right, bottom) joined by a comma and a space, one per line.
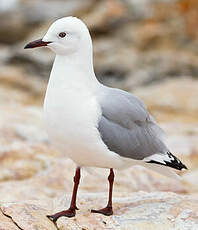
43, 90, 124, 168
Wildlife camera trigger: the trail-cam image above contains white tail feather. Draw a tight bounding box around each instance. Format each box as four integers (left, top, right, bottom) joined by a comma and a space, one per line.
143, 162, 181, 180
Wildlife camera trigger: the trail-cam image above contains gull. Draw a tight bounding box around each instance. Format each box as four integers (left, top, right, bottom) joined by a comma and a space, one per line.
24, 16, 187, 223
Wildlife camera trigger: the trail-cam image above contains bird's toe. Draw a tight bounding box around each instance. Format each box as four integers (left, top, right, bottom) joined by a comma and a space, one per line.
91, 206, 113, 216
47, 208, 76, 222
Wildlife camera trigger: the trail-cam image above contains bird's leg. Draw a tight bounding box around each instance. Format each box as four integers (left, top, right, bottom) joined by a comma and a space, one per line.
47, 167, 81, 222
91, 168, 114, 216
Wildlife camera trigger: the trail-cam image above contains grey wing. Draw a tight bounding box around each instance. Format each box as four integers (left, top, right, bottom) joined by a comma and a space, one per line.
97, 87, 168, 160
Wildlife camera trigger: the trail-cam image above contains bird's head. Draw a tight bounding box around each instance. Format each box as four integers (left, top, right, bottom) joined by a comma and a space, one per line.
24, 17, 92, 56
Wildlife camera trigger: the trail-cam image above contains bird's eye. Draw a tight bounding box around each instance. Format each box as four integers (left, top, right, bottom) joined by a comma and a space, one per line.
59, 32, 66, 38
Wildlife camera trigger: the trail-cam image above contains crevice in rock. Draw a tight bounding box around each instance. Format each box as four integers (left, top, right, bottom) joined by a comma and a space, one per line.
0, 208, 23, 230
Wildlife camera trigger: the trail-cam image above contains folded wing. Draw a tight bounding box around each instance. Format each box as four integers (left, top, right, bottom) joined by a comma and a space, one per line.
97, 87, 187, 171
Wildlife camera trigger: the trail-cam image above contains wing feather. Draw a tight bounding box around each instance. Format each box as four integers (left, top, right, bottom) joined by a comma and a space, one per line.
97, 87, 187, 170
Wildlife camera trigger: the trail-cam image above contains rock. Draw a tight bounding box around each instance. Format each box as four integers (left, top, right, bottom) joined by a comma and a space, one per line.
54, 192, 198, 229
0, 180, 56, 204
2, 0, 198, 92
0, 210, 19, 230
183, 169, 198, 191
2, 0, 198, 86
1, 192, 198, 230
83, 0, 125, 32
134, 78, 198, 123
178, 0, 198, 39
0, 0, 95, 43
1, 200, 56, 230
0, 45, 13, 65
0, 66, 46, 105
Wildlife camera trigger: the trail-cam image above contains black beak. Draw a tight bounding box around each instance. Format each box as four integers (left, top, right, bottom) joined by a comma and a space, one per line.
24, 39, 52, 49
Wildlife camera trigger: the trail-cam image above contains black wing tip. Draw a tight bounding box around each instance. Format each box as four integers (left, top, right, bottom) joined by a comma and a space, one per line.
147, 151, 188, 171
165, 160, 187, 171
167, 151, 188, 170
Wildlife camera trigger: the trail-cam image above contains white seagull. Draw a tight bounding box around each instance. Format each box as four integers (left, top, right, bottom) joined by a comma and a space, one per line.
24, 16, 187, 222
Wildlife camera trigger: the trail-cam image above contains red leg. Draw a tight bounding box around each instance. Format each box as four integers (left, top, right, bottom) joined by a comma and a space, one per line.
47, 167, 81, 222
91, 168, 114, 216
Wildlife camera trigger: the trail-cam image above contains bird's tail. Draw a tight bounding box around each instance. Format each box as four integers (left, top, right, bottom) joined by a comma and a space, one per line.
141, 151, 187, 180
143, 151, 187, 171
142, 162, 181, 180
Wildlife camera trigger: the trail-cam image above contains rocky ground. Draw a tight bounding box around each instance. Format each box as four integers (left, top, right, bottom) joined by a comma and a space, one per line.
1, 0, 198, 229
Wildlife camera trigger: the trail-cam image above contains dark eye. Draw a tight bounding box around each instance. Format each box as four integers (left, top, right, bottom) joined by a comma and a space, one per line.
59, 32, 66, 38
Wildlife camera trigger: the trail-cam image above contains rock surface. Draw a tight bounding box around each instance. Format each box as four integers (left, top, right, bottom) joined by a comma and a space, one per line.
1, 192, 198, 230
1, 0, 198, 85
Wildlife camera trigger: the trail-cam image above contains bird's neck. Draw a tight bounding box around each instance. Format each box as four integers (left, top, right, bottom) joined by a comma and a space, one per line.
49, 51, 99, 91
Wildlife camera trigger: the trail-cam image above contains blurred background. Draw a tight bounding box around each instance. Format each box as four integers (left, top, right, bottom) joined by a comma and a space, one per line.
0, 0, 198, 228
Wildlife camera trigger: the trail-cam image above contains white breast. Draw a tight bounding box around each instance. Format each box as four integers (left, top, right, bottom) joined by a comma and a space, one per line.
42, 51, 126, 169
44, 82, 96, 156
43, 81, 124, 169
